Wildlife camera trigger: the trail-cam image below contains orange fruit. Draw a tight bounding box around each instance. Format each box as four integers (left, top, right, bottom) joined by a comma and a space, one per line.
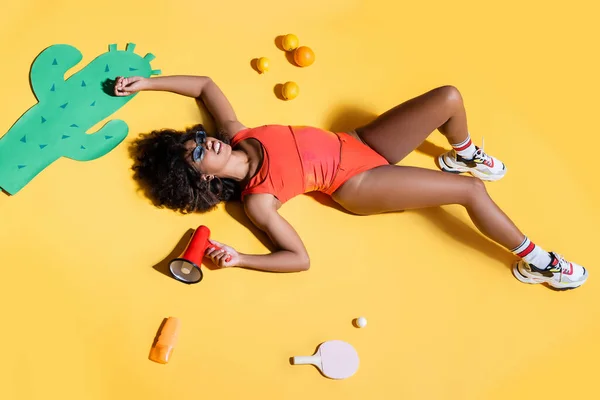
282, 81, 299, 100
282, 34, 299, 51
256, 57, 269, 73
293, 46, 315, 67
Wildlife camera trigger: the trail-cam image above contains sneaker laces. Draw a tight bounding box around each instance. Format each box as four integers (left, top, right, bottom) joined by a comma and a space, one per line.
552, 253, 572, 275
473, 138, 493, 166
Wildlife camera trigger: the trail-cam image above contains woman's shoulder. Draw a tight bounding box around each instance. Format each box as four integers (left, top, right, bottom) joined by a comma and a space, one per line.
230, 124, 294, 144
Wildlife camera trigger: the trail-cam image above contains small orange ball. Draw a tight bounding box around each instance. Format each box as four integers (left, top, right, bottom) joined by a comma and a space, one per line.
293, 46, 315, 67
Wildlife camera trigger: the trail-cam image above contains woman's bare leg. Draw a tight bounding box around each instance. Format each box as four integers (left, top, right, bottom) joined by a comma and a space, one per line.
355, 85, 468, 164
333, 165, 524, 249
332, 165, 588, 290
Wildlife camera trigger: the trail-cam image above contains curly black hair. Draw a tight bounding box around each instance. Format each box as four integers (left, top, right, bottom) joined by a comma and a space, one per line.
129, 123, 240, 213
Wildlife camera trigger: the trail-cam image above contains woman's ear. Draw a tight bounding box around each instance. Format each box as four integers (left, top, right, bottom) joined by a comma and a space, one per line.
201, 174, 215, 182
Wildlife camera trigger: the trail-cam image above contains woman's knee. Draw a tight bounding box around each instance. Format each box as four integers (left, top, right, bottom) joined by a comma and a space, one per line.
435, 85, 463, 107
463, 177, 489, 206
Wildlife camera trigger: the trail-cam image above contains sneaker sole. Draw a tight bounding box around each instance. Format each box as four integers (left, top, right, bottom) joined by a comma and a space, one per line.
512, 261, 586, 290
511, 262, 544, 285
438, 155, 506, 182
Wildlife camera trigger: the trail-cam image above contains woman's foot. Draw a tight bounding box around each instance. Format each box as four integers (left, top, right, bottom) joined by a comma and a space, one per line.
512, 252, 588, 290
438, 146, 507, 181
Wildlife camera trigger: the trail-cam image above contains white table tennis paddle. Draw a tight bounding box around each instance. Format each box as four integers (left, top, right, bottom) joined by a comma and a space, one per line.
292, 340, 359, 379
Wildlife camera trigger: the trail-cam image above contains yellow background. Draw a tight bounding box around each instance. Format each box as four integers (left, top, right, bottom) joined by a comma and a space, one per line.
1, 1, 599, 399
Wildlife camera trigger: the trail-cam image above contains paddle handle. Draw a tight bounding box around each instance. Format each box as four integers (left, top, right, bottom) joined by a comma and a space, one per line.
293, 355, 320, 365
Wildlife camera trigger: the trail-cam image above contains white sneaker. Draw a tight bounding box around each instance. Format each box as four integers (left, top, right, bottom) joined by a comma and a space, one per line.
512, 252, 588, 290
438, 141, 507, 181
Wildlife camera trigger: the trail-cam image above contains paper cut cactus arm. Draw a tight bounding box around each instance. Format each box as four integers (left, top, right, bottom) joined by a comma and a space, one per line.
62, 119, 129, 161
30, 44, 83, 102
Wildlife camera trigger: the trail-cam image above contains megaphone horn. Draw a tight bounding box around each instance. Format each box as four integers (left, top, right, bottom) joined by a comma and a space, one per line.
168, 225, 230, 284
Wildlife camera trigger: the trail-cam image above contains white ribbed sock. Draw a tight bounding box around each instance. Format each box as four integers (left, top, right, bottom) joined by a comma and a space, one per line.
511, 237, 552, 269
451, 135, 477, 159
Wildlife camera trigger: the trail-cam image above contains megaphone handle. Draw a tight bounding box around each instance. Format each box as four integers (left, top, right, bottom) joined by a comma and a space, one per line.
206, 243, 233, 263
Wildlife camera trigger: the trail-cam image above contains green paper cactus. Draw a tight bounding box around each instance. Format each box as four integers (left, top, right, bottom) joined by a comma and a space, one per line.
0, 43, 161, 195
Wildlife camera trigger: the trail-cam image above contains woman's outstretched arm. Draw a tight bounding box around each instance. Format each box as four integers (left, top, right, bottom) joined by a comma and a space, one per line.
205, 194, 310, 273
114, 75, 246, 138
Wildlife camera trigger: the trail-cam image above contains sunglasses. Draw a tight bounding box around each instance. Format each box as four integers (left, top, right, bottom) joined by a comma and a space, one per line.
191, 129, 207, 162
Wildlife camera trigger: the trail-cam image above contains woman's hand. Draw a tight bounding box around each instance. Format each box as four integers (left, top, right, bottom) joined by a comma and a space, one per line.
204, 239, 241, 268
114, 76, 147, 96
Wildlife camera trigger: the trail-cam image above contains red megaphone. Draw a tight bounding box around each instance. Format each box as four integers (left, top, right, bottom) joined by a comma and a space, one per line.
169, 225, 230, 284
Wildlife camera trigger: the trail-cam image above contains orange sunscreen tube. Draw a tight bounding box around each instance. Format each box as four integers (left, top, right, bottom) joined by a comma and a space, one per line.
150, 317, 181, 364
